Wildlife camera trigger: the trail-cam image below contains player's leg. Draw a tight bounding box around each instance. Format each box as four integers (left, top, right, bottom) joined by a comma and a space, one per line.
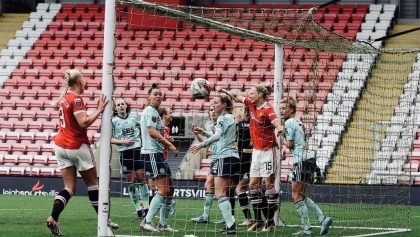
301, 158, 332, 235
191, 173, 214, 223
156, 176, 177, 231
291, 162, 311, 236
215, 176, 238, 225
47, 145, 77, 236
261, 148, 279, 232
237, 152, 253, 226
140, 153, 174, 232
120, 149, 143, 217
262, 173, 278, 231
236, 177, 253, 226
47, 166, 77, 236
248, 150, 265, 231
133, 149, 150, 217
216, 157, 238, 234
215, 176, 236, 234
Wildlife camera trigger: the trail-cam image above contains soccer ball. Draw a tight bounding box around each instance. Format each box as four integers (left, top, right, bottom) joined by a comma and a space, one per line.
190, 78, 213, 99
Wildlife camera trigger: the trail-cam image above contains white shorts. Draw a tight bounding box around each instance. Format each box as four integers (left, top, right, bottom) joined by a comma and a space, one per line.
54, 144, 96, 171
249, 148, 278, 178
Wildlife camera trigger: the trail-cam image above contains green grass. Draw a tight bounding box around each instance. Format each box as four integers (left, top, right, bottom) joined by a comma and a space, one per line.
0, 195, 418, 237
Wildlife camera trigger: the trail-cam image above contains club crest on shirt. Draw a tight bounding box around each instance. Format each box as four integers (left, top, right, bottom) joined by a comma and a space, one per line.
74, 98, 82, 108
152, 116, 157, 123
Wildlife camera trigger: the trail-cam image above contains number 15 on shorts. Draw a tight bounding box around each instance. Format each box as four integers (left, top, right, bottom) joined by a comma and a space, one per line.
265, 162, 272, 171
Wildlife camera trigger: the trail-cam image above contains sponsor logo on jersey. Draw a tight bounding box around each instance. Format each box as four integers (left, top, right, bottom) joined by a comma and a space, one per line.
152, 116, 157, 123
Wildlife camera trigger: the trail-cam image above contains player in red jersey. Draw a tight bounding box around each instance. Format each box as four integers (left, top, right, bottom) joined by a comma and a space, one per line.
46, 69, 111, 236
158, 107, 174, 160
219, 84, 283, 232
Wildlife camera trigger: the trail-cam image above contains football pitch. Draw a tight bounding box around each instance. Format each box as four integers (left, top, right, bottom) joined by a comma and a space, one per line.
0, 195, 418, 237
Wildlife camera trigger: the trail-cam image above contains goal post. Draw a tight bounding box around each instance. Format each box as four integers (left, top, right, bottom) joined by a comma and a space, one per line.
98, 0, 116, 236
97, 1, 417, 236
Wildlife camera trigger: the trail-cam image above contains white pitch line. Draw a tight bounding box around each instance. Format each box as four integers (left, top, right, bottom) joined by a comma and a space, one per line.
0, 208, 48, 211
282, 224, 411, 237
116, 235, 171, 237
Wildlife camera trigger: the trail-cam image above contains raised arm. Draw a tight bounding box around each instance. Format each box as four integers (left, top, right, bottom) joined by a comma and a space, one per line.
217, 88, 245, 103
75, 94, 108, 129
190, 124, 222, 153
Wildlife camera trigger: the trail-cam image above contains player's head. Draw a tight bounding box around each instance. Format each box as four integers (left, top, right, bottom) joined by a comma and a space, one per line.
158, 107, 173, 124
280, 96, 297, 120
114, 98, 130, 116
147, 83, 162, 108
50, 69, 85, 107
214, 93, 233, 114
208, 105, 218, 122
249, 84, 273, 104
65, 69, 85, 94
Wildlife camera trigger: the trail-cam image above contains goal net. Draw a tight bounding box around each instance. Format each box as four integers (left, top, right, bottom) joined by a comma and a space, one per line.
102, 1, 415, 236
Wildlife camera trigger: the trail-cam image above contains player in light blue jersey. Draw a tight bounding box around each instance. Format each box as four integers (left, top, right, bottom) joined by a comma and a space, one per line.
190, 94, 240, 234
111, 98, 149, 219
280, 97, 332, 236
139, 83, 179, 232
191, 105, 219, 223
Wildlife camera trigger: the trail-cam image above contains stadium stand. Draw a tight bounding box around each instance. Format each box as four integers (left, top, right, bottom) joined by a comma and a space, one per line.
0, 3, 413, 185
326, 21, 418, 184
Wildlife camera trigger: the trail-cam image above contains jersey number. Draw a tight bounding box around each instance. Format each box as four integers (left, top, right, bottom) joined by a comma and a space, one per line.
58, 107, 66, 128
265, 162, 272, 171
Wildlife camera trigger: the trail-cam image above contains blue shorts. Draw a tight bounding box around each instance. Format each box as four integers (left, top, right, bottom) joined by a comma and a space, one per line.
292, 158, 317, 183
119, 148, 143, 174
210, 157, 240, 177
140, 153, 171, 179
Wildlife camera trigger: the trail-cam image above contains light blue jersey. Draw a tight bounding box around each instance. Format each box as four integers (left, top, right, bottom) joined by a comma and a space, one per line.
140, 105, 164, 154
112, 113, 141, 152
204, 122, 218, 162
200, 113, 239, 160
285, 117, 315, 164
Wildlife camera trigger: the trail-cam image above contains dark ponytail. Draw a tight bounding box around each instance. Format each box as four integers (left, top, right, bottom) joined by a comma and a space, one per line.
148, 82, 160, 95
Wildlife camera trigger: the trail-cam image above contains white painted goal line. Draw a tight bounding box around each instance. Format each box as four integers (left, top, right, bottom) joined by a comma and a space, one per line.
115, 225, 411, 237
283, 224, 411, 237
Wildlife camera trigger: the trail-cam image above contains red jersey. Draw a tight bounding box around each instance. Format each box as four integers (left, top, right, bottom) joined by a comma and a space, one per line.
244, 97, 278, 150
54, 92, 90, 149
162, 126, 170, 160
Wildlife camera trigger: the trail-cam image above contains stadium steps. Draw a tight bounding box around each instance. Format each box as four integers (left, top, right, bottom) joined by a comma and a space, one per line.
0, 13, 29, 50
326, 23, 418, 184
386, 24, 420, 48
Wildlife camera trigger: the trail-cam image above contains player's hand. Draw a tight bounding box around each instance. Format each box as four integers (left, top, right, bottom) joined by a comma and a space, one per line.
97, 94, 109, 113
190, 143, 202, 153
169, 144, 178, 157
216, 87, 225, 93
125, 139, 134, 145
192, 124, 204, 134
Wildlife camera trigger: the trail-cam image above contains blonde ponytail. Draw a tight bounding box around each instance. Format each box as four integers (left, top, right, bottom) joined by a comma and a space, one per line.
50, 69, 81, 107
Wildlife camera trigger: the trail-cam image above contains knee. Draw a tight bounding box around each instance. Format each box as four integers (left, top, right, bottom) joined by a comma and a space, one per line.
157, 185, 173, 197
65, 185, 76, 194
